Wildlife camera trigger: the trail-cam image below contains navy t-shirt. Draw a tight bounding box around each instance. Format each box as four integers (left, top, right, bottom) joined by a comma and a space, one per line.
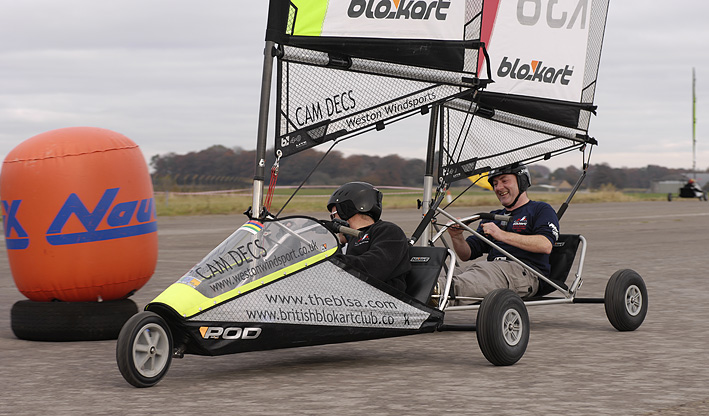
465, 200, 559, 276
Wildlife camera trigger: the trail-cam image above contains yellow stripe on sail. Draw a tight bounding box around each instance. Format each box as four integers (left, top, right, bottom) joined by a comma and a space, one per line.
291, 0, 329, 36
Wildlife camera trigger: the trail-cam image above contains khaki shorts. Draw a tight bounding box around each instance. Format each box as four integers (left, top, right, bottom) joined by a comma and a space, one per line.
438, 260, 539, 306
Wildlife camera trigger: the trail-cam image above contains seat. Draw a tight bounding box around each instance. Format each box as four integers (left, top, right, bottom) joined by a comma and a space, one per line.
535, 234, 581, 297
405, 246, 450, 303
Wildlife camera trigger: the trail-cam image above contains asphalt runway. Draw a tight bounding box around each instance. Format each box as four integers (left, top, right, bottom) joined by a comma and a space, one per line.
2, 200, 708, 415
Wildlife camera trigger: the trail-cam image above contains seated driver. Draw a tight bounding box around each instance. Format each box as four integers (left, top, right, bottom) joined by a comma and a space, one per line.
327, 182, 410, 292
686, 179, 702, 192
438, 165, 559, 304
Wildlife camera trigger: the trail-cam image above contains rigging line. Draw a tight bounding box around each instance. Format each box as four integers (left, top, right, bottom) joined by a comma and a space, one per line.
274, 110, 391, 218
437, 95, 483, 211
440, 170, 493, 212
453, 98, 477, 165
458, 98, 478, 163
438, 92, 482, 174
441, 180, 476, 211
448, 98, 477, 166
441, 100, 475, 180
274, 142, 338, 218
440, 106, 463, 164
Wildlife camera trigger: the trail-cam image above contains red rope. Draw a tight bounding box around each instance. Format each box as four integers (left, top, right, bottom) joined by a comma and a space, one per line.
264, 162, 279, 211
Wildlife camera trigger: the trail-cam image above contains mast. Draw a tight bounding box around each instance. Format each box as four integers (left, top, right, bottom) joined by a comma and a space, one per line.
252, 41, 276, 217
420, 105, 439, 247
693, 67, 697, 179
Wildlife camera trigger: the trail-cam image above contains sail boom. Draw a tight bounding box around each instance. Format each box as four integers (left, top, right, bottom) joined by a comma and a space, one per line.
281, 45, 481, 88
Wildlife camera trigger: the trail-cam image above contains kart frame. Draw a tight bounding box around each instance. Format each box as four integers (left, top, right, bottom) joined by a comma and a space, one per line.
116, 7, 644, 384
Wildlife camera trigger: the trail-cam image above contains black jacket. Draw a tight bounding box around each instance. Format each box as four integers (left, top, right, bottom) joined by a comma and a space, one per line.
333, 220, 410, 292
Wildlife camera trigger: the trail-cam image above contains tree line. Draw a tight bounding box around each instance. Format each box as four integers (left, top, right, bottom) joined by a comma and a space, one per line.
150, 145, 700, 191
150, 145, 426, 190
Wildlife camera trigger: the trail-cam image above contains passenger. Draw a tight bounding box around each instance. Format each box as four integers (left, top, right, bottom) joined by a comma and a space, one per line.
438, 165, 559, 304
327, 182, 410, 292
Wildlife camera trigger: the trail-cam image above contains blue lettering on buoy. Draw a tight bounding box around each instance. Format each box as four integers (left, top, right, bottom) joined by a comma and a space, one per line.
45, 188, 157, 245
2, 200, 30, 249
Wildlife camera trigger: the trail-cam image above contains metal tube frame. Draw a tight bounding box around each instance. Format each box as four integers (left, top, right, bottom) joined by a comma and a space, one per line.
419, 105, 439, 247
430, 208, 590, 312
435, 248, 458, 311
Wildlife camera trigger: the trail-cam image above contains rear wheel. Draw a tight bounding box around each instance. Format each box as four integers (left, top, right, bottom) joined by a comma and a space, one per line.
116, 311, 173, 388
604, 269, 648, 331
476, 288, 529, 366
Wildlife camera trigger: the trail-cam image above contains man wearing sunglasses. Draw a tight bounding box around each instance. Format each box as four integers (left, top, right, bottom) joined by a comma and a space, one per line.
326, 182, 410, 293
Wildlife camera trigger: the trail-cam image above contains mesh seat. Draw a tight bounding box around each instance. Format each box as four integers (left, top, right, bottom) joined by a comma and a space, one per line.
535, 234, 581, 297
406, 246, 449, 303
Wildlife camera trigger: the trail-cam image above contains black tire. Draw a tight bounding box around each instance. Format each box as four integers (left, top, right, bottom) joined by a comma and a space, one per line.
667, 193, 672, 201
604, 269, 648, 331
11, 299, 138, 341
116, 311, 173, 388
476, 288, 530, 366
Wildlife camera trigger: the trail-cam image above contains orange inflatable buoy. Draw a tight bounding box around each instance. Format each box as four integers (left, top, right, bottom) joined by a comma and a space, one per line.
1, 127, 157, 302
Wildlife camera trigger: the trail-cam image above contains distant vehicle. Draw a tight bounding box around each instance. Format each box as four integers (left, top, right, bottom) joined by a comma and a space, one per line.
668, 179, 707, 201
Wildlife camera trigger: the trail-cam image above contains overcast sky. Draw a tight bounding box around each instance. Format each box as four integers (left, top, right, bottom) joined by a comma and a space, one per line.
2, 1, 708, 173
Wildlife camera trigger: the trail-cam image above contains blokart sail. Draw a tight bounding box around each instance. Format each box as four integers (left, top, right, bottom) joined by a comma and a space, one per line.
439, 0, 609, 183
265, 0, 492, 158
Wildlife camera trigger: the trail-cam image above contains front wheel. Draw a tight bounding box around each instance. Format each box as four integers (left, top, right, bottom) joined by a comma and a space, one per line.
476, 288, 529, 366
116, 311, 173, 388
604, 269, 648, 331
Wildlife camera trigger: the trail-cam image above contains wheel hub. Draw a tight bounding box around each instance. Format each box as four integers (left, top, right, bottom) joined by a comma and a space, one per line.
131, 323, 170, 378
625, 285, 642, 316
502, 309, 522, 346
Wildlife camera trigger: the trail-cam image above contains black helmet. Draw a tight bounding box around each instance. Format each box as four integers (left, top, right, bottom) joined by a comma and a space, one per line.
327, 182, 383, 221
487, 164, 532, 193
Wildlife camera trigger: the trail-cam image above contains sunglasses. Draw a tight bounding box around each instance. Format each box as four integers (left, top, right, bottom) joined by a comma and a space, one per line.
330, 210, 338, 220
